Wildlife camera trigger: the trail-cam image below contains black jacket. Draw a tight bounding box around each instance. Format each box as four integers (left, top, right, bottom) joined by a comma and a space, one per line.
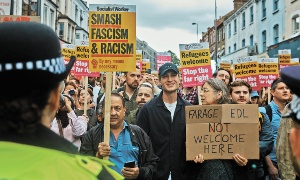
80, 122, 159, 180
136, 92, 200, 180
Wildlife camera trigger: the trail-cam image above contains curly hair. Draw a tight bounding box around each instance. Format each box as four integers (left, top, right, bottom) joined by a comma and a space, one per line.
0, 82, 60, 134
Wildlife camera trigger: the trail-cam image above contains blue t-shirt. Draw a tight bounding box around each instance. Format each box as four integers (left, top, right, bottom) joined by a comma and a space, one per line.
108, 121, 139, 174
259, 101, 282, 163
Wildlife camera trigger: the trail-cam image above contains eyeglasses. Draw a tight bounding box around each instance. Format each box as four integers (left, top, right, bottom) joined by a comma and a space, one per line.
201, 88, 216, 93
218, 74, 230, 80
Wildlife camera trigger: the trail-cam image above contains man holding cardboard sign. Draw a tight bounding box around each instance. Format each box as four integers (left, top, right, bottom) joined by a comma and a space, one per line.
229, 80, 273, 179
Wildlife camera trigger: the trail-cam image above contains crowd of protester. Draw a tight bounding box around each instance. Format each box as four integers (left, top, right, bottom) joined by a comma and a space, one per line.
3, 22, 300, 180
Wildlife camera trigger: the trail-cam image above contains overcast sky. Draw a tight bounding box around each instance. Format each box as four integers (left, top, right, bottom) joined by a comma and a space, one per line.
87, 0, 234, 58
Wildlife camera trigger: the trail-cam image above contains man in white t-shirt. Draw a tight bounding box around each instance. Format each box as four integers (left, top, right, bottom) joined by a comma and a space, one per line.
137, 63, 200, 180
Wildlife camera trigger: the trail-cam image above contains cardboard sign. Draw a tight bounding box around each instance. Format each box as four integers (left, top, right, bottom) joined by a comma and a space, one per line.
186, 104, 259, 160
89, 4, 136, 72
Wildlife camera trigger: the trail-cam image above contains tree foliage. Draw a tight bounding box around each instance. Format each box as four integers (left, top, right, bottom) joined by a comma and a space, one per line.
167, 50, 180, 66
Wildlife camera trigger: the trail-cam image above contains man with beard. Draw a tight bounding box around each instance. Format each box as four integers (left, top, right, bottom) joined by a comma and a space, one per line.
278, 66, 300, 179
113, 67, 141, 117
88, 76, 101, 106
229, 80, 273, 179
137, 63, 200, 180
258, 78, 291, 180
126, 82, 154, 124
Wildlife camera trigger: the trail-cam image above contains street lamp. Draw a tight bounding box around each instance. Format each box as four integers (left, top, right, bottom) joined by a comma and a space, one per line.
214, 0, 218, 70
192, 23, 198, 43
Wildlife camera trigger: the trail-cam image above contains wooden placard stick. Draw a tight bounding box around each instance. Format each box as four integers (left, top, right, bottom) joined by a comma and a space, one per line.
103, 72, 112, 160
197, 86, 202, 105
83, 76, 88, 116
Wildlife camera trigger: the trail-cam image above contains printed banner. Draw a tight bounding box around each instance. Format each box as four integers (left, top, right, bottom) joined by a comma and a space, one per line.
74, 45, 99, 77
233, 56, 259, 90
141, 59, 150, 74
0, 15, 41, 22
156, 52, 172, 71
257, 58, 279, 87
278, 49, 291, 71
88, 4, 136, 72
179, 42, 212, 87
219, 60, 231, 70
62, 44, 76, 74
136, 50, 142, 70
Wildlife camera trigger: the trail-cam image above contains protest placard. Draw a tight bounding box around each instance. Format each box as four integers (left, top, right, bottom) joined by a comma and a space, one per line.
0, 15, 40, 22
233, 56, 259, 90
74, 45, 98, 77
62, 44, 76, 74
278, 49, 291, 71
89, 4, 136, 72
186, 104, 259, 160
136, 50, 142, 70
179, 42, 212, 87
142, 59, 150, 74
257, 58, 279, 87
156, 52, 172, 71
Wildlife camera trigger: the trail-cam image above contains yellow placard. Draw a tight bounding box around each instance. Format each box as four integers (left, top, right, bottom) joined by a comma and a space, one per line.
62, 48, 76, 60
234, 62, 258, 77
258, 63, 278, 74
279, 54, 291, 64
136, 53, 142, 61
180, 49, 210, 68
88, 6, 136, 72
76, 46, 90, 60
141, 62, 150, 73
220, 62, 231, 70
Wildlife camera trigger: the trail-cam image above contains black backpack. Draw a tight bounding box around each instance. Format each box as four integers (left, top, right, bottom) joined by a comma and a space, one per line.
264, 104, 273, 122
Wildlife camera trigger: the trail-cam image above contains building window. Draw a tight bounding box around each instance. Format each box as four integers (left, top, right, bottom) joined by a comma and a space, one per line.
228, 46, 231, 53
262, 30, 267, 52
228, 23, 231, 37
234, 19, 237, 34
273, 0, 278, 11
242, 12, 245, 28
50, 9, 54, 29
250, 6, 253, 23
222, 27, 225, 39
234, 43, 236, 51
262, 0, 266, 18
273, 24, 279, 44
292, 15, 300, 34
59, 22, 64, 39
67, 24, 71, 42
43, 5, 48, 24
250, 35, 254, 46
218, 29, 221, 42
242, 39, 245, 47
76, 33, 80, 39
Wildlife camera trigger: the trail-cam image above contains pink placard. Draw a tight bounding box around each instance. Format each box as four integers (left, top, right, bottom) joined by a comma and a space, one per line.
181, 65, 212, 87
236, 75, 260, 91
73, 60, 99, 77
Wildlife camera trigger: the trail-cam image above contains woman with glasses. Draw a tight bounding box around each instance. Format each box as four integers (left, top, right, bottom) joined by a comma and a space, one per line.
194, 78, 235, 180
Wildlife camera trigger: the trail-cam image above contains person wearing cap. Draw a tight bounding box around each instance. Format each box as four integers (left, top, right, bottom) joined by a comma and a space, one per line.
0, 22, 122, 179
258, 78, 291, 180
228, 80, 273, 179
137, 62, 200, 179
277, 66, 300, 179
126, 82, 155, 125
251, 91, 260, 105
